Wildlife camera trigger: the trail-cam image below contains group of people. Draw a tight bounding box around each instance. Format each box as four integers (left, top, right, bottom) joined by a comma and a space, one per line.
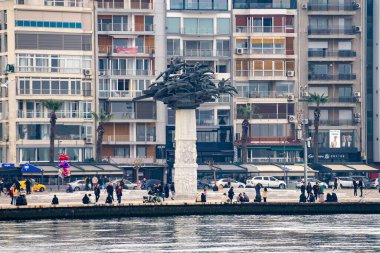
219, 184, 268, 204
146, 183, 175, 202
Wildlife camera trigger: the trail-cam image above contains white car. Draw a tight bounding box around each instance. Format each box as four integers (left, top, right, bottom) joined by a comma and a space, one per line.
296, 178, 328, 189
68, 180, 86, 191
328, 177, 354, 188
212, 178, 245, 188
246, 176, 286, 189
111, 179, 138, 190
369, 178, 379, 189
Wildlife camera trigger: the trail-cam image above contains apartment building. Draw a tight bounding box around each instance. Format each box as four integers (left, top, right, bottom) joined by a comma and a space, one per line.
95, 0, 167, 177
0, 0, 96, 164
232, 0, 301, 163
299, 0, 365, 163
165, 0, 235, 171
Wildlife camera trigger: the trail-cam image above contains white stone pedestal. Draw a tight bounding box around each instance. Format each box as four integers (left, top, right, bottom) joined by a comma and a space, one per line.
173, 109, 198, 199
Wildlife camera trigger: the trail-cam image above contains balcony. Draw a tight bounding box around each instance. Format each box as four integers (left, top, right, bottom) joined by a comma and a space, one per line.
136, 135, 156, 142
44, 0, 83, 7
319, 119, 355, 126
233, 0, 297, 9
98, 45, 154, 55
99, 90, 143, 99
324, 97, 357, 103
17, 89, 92, 97
130, 0, 153, 9
98, 69, 154, 76
238, 91, 291, 99
235, 26, 294, 33
110, 112, 157, 120
168, 50, 230, 58
235, 70, 292, 78
237, 113, 290, 120
307, 3, 356, 12
105, 156, 158, 165
17, 110, 92, 119
308, 50, 356, 58
98, 24, 154, 33
308, 74, 356, 81
247, 136, 298, 144
97, 0, 124, 9
103, 134, 130, 143
308, 26, 356, 35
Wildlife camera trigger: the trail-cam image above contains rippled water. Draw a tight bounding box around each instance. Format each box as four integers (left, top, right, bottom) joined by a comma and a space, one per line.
1, 215, 380, 252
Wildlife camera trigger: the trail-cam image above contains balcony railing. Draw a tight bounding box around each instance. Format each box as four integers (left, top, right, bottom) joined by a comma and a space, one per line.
235, 70, 290, 78
108, 112, 135, 119
308, 26, 356, 35
308, 50, 356, 58
97, 0, 124, 8
247, 136, 297, 144
17, 89, 91, 96
99, 90, 143, 99
103, 135, 130, 142
98, 45, 155, 54
308, 74, 356, 81
130, 0, 153, 9
319, 119, 355, 126
168, 50, 230, 57
98, 24, 154, 32
237, 113, 290, 120
136, 135, 156, 142
17, 110, 92, 119
236, 26, 294, 33
238, 91, 291, 99
98, 69, 153, 76
307, 3, 356, 11
325, 97, 357, 103
249, 48, 294, 55
105, 156, 156, 165
44, 0, 83, 7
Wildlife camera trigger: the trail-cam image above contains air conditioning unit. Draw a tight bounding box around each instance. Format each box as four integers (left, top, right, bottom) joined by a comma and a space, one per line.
302, 91, 309, 97
355, 26, 362, 33
302, 3, 307, 9
83, 69, 92, 76
354, 92, 361, 97
296, 130, 303, 140
99, 71, 105, 76
286, 71, 295, 77
287, 94, 295, 101
288, 115, 296, 123
85, 137, 93, 144
302, 119, 309, 125
236, 48, 244, 55
354, 113, 361, 118
353, 2, 361, 9
354, 117, 361, 123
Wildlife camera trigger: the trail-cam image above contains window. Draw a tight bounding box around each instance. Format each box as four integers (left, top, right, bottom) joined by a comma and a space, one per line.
171, 0, 228, 10
137, 146, 147, 157
15, 20, 82, 29
167, 39, 180, 56
199, 0, 212, 10
214, 0, 228, 10
252, 124, 287, 137
184, 18, 213, 35
338, 87, 352, 98
217, 18, 230, 35
114, 146, 130, 157
167, 17, 180, 33
171, 0, 184, 9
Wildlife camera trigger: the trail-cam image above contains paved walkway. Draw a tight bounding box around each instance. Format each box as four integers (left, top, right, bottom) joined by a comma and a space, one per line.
0, 188, 379, 208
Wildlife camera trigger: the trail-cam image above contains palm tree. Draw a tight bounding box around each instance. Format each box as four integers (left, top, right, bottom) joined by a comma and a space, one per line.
92, 111, 112, 162
44, 100, 64, 163
238, 105, 255, 163
308, 93, 328, 163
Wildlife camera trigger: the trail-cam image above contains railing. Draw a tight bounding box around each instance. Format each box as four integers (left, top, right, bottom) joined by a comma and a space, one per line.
108, 112, 136, 119
324, 97, 357, 103
197, 119, 215, 126
249, 48, 294, 55
105, 156, 155, 165
16, 67, 86, 74
235, 70, 289, 78
18, 134, 83, 141
308, 50, 356, 57
319, 119, 355, 126
99, 90, 143, 98
238, 91, 291, 99
130, 0, 153, 9
233, 1, 296, 9
98, 23, 154, 32
237, 113, 289, 120
103, 135, 130, 142
308, 74, 356, 81
97, 0, 124, 8
136, 135, 156, 142
17, 89, 91, 96
208, 95, 231, 103
308, 26, 356, 35
307, 3, 356, 11
247, 136, 296, 143
98, 69, 154, 76
44, 0, 83, 7
236, 26, 294, 33
98, 45, 155, 54
168, 50, 230, 57
17, 110, 92, 119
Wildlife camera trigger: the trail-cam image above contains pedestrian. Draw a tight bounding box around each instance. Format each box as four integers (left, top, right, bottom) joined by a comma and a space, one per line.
12, 187, 19, 205
51, 195, 59, 205
319, 182, 326, 202
300, 181, 306, 196
333, 177, 338, 191
137, 180, 142, 190
89, 194, 96, 204
82, 194, 90, 204
25, 178, 31, 195
353, 179, 358, 196
142, 178, 147, 190
299, 193, 307, 203
9, 186, 14, 204
337, 177, 341, 190
262, 187, 268, 202
92, 176, 98, 190
84, 177, 90, 191
306, 182, 312, 200
98, 177, 103, 189
358, 178, 364, 197
106, 182, 114, 201
228, 187, 234, 202
313, 182, 319, 200
164, 183, 170, 199
222, 193, 229, 203
201, 192, 206, 203
254, 183, 262, 202
115, 183, 123, 204
94, 183, 101, 202
170, 182, 175, 200
119, 179, 125, 189
0, 178, 3, 196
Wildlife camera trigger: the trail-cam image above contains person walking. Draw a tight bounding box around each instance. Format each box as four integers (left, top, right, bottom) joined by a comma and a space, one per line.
313, 182, 319, 200
170, 182, 175, 200
142, 178, 147, 190
25, 178, 31, 195
84, 177, 90, 191
0, 178, 4, 196
9, 186, 14, 204
306, 182, 312, 200
254, 183, 262, 202
228, 187, 234, 202
164, 183, 170, 199
337, 177, 341, 190
92, 176, 98, 190
319, 182, 326, 202
137, 180, 142, 190
106, 182, 114, 201
353, 179, 358, 197
115, 184, 123, 204
51, 195, 59, 205
94, 184, 101, 203
262, 187, 268, 202
333, 178, 338, 191
358, 178, 364, 197
300, 181, 306, 196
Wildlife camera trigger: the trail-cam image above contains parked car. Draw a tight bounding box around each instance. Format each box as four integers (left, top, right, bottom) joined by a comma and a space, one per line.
211, 178, 245, 188
328, 177, 354, 188
68, 180, 86, 191
369, 178, 379, 189
19, 180, 46, 192
296, 178, 328, 189
111, 179, 137, 190
246, 176, 286, 189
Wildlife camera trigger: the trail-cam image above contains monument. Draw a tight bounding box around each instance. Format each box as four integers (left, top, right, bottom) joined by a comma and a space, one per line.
134, 58, 237, 198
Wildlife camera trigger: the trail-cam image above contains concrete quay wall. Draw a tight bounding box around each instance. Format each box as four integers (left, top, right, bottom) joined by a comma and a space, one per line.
1, 202, 380, 221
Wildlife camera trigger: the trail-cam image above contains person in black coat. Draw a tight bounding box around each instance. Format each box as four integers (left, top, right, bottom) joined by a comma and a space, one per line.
51, 195, 59, 205
82, 194, 89, 204
170, 183, 175, 200
201, 193, 206, 203
94, 184, 101, 202
106, 182, 114, 200
25, 178, 31, 195
228, 187, 234, 202
300, 182, 306, 196
299, 194, 307, 203
313, 183, 319, 200
333, 178, 338, 191
353, 180, 358, 196
358, 178, 364, 197
164, 184, 170, 199
306, 182, 312, 200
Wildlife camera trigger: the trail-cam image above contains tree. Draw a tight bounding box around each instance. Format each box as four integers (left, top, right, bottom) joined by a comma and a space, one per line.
308, 93, 328, 163
92, 111, 112, 162
44, 100, 64, 163
238, 105, 255, 163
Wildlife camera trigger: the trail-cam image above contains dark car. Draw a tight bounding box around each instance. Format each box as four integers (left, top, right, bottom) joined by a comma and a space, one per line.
144, 179, 162, 190
197, 180, 211, 189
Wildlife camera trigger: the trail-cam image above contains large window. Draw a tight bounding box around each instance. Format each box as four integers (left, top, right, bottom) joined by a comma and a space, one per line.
18, 78, 85, 96
233, 0, 297, 9
171, 0, 228, 10
167, 17, 180, 33
217, 18, 230, 35
167, 39, 180, 56
184, 18, 213, 35
252, 124, 288, 137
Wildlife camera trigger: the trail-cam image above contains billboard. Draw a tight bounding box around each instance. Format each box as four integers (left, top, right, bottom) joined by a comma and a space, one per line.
329, 130, 341, 148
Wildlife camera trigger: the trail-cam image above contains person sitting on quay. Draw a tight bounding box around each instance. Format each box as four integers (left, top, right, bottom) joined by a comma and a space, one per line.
309, 193, 315, 203
299, 193, 307, 203
66, 184, 73, 193
237, 193, 244, 202
242, 192, 249, 203
89, 194, 96, 204
222, 193, 229, 203
51, 195, 59, 205
105, 195, 113, 205
82, 194, 90, 204
201, 192, 206, 203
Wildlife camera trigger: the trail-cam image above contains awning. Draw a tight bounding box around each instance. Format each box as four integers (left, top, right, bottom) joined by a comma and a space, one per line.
241, 164, 283, 173
97, 164, 122, 171
20, 164, 42, 173
347, 164, 379, 172
197, 164, 246, 172
283, 165, 315, 172
78, 165, 104, 172
323, 164, 355, 172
